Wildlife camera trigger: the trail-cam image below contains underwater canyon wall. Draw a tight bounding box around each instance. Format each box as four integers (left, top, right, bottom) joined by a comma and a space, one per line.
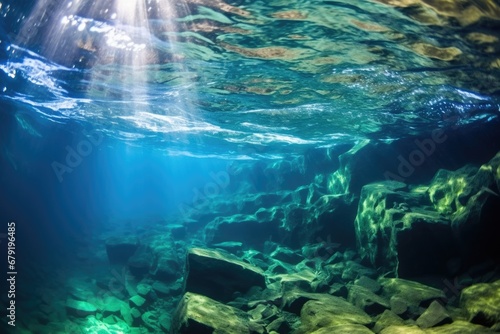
181, 120, 500, 279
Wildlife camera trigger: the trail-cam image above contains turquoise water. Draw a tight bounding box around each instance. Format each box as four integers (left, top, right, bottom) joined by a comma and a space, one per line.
1, 0, 500, 333
2, 0, 499, 155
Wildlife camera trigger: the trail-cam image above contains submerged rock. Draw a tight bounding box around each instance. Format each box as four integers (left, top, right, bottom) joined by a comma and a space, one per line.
271, 246, 304, 265
289, 293, 372, 333
129, 295, 146, 309
373, 310, 405, 332
101, 296, 124, 317
185, 247, 266, 303
355, 152, 500, 277
307, 323, 374, 333
151, 253, 181, 282
105, 236, 139, 265
128, 245, 154, 278
348, 284, 390, 316
415, 300, 452, 328
460, 280, 500, 328
425, 320, 496, 333
65, 299, 97, 317
172, 292, 263, 333
355, 180, 454, 277
355, 276, 382, 293
379, 278, 445, 307
380, 325, 425, 334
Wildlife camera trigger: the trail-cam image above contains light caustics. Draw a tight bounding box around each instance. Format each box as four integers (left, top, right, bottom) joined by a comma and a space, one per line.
17, 0, 199, 140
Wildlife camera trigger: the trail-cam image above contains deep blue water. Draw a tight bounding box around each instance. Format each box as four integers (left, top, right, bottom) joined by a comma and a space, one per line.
1, 0, 500, 332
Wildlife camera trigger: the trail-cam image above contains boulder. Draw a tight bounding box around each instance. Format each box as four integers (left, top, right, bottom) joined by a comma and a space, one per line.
355, 276, 382, 294
291, 293, 372, 333
266, 317, 293, 334
460, 280, 500, 328
185, 248, 266, 303
152, 253, 181, 281
277, 270, 318, 294
151, 281, 172, 297
415, 300, 452, 328
65, 299, 97, 317
308, 324, 374, 333
159, 315, 171, 332
129, 295, 146, 309
172, 292, 264, 333
355, 152, 500, 277
102, 296, 123, 317
380, 325, 425, 334
428, 153, 500, 267
355, 181, 455, 277
136, 283, 154, 300
127, 245, 154, 277
379, 278, 445, 311
120, 303, 134, 326
373, 310, 405, 333
130, 307, 142, 327
348, 285, 390, 316
425, 320, 496, 333
105, 236, 139, 265
142, 311, 161, 331
389, 296, 409, 316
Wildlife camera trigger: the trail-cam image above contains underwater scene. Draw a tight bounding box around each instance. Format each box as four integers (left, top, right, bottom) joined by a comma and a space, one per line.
1, 0, 500, 333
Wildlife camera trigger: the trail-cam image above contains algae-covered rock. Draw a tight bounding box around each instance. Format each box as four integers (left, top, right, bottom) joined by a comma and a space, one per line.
65, 299, 97, 317
415, 300, 452, 328
274, 267, 319, 293
389, 295, 408, 316
355, 276, 382, 293
379, 278, 445, 308
355, 152, 500, 277
185, 247, 266, 303
292, 293, 372, 333
101, 296, 123, 317
425, 320, 496, 333
355, 180, 454, 277
428, 153, 500, 266
308, 323, 374, 333
348, 284, 390, 316
172, 292, 263, 333
373, 310, 405, 332
271, 246, 304, 264
380, 325, 425, 334
460, 280, 500, 328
